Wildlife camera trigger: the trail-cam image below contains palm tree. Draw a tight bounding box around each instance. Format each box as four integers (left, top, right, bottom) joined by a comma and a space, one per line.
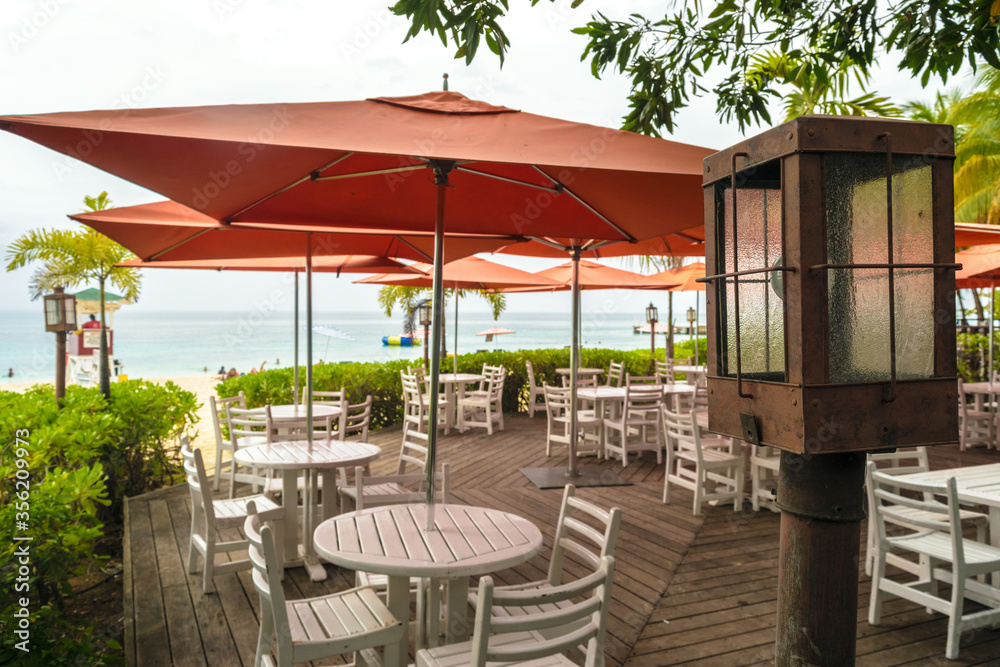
951, 68, 1000, 226
746, 51, 901, 121
5, 192, 141, 399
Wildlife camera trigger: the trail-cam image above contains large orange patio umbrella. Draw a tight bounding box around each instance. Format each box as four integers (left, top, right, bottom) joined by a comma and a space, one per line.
355, 256, 561, 371
4, 88, 712, 512
955, 244, 1000, 376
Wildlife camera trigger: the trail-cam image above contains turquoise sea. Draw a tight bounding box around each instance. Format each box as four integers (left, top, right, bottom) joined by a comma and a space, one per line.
1, 308, 704, 384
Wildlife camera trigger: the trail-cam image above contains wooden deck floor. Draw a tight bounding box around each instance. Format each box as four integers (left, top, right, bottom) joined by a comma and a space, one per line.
124, 415, 1000, 666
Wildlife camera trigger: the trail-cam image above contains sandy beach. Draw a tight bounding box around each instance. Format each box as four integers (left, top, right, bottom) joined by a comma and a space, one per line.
2, 374, 222, 475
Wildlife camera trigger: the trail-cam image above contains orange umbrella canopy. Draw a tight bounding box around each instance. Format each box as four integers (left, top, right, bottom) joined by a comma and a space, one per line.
354, 256, 561, 290
643, 262, 706, 292
6, 91, 711, 245
118, 254, 419, 275
955, 222, 1000, 249
70, 200, 516, 264
508, 259, 675, 292
956, 244, 1000, 288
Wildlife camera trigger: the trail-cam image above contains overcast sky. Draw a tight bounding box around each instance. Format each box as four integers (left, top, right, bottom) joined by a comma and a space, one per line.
0, 0, 968, 317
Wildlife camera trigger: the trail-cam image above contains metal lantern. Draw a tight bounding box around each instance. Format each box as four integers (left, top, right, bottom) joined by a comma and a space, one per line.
686, 306, 696, 324
418, 303, 432, 327
43, 286, 77, 332
645, 302, 658, 324
701, 115, 957, 667
702, 115, 958, 455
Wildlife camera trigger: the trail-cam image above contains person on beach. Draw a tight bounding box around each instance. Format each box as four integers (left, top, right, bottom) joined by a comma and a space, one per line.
82, 314, 100, 329
7, 368, 12, 377
225, 368, 238, 380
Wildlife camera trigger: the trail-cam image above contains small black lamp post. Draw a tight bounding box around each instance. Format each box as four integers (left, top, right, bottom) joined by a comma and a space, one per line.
418, 302, 432, 370
687, 306, 698, 365
44, 286, 77, 405
645, 302, 658, 361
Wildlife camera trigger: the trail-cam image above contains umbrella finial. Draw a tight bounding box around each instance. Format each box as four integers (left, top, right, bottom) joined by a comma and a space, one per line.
442, 73, 449, 91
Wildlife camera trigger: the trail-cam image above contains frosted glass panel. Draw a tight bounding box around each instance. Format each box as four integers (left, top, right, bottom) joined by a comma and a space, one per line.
826, 153, 934, 383
718, 180, 785, 381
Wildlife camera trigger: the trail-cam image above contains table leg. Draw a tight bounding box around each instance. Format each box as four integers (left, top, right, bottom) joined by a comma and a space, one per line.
385, 575, 409, 667
321, 468, 336, 522
281, 470, 298, 569
445, 383, 455, 429
301, 469, 327, 582
992, 506, 1000, 588
445, 576, 471, 644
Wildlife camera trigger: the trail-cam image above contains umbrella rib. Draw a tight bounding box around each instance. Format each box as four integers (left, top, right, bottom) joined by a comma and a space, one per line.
530, 165, 636, 242
148, 227, 217, 261
670, 231, 704, 245
453, 165, 563, 193
225, 153, 356, 222
393, 236, 433, 263
311, 164, 428, 181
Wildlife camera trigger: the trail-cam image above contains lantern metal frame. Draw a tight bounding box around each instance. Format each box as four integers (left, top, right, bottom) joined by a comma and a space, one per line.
418, 302, 432, 327
43, 286, 78, 333
700, 115, 959, 455
645, 302, 658, 324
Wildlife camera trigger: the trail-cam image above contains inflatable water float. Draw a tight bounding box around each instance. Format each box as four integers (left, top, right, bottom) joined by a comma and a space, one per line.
382, 335, 421, 346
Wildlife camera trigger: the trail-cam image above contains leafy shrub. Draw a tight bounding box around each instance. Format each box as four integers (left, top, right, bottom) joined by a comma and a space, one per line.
0, 380, 197, 664
217, 343, 702, 427
956, 332, 996, 382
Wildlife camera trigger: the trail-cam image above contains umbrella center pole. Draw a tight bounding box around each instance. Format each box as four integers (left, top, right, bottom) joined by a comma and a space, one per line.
425, 160, 454, 530
568, 247, 582, 478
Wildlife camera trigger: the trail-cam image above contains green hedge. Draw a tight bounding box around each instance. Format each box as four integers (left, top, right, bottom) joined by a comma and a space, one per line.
217, 342, 707, 430
957, 332, 998, 382
0, 381, 198, 664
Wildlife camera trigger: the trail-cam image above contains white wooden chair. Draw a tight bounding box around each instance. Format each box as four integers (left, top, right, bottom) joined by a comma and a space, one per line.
181, 439, 284, 594
863, 447, 988, 578
542, 383, 603, 457
662, 409, 744, 515
209, 391, 246, 491
338, 395, 372, 441
866, 462, 1000, 660
303, 386, 345, 407
338, 427, 449, 513
605, 360, 624, 388
475, 485, 622, 615
402, 370, 449, 435
525, 360, 546, 417
419, 556, 616, 667
226, 406, 274, 497
959, 378, 994, 450
603, 384, 664, 466
458, 368, 505, 435
749, 444, 781, 512
244, 504, 405, 667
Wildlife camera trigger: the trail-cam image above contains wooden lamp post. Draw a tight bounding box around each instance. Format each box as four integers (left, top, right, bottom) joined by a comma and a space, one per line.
44, 286, 78, 405
700, 116, 958, 665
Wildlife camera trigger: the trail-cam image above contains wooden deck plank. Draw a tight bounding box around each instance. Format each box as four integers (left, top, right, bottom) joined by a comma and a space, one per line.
124, 415, 1000, 666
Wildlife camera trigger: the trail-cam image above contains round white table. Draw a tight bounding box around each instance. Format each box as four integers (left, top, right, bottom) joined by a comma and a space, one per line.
314, 503, 543, 666
436, 373, 484, 427
556, 367, 604, 378
233, 440, 380, 581
261, 403, 341, 420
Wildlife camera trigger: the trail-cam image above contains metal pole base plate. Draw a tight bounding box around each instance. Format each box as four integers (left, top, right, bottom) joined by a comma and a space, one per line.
520, 466, 631, 489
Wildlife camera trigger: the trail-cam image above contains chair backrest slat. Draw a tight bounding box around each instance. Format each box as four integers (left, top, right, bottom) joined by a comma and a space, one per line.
469, 556, 616, 666
181, 439, 215, 525
546, 485, 622, 587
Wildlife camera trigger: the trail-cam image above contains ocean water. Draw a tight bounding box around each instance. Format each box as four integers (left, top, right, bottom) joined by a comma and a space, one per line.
1, 308, 702, 384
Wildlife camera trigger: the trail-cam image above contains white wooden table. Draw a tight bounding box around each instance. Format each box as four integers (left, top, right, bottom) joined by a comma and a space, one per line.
578, 383, 698, 413
896, 463, 1000, 585
233, 440, 380, 581
436, 373, 484, 427
259, 403, 341, 420
556, 367, 604, 379
313, 503, 544, 667
671, 364, 706, 377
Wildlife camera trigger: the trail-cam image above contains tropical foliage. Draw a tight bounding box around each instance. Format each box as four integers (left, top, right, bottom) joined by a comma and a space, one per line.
0, 380, 197, 664
951, 68, 1000, 226
391, 0, 1000, 135
4, 192, 141, 399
